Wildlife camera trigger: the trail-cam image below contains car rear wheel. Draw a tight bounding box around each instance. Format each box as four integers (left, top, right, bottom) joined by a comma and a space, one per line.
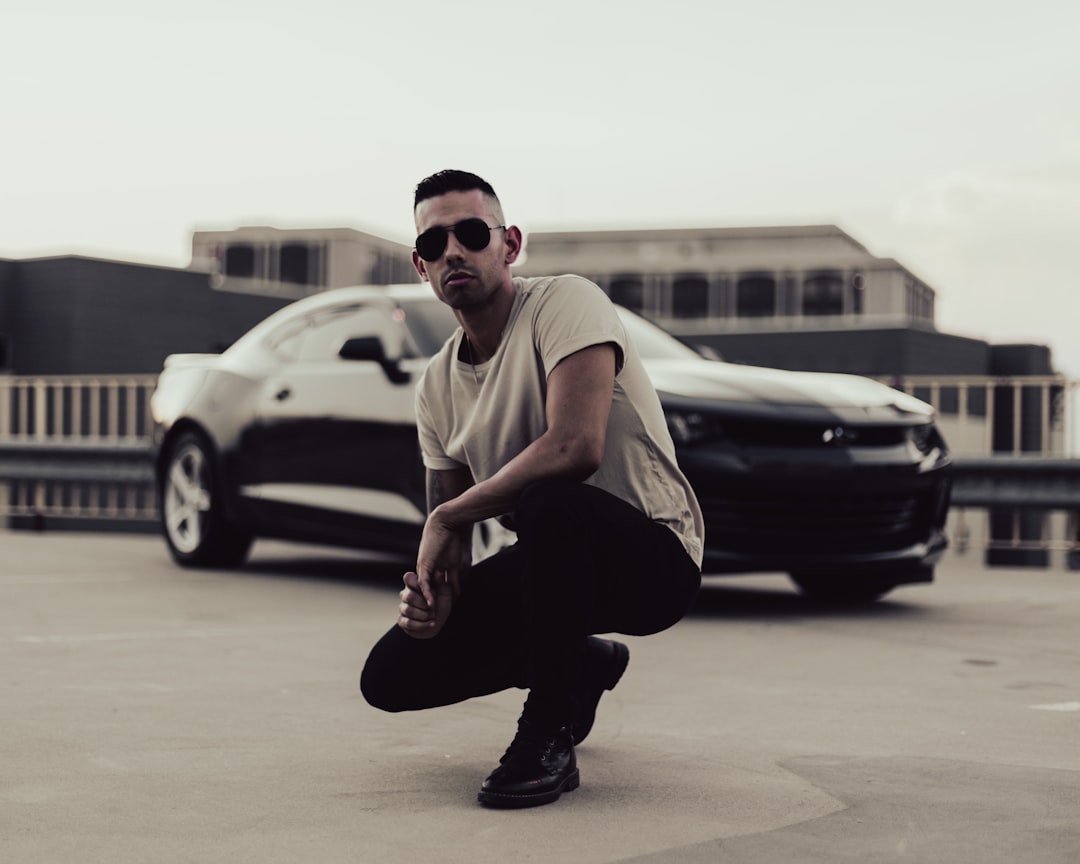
161, 431, 253, 568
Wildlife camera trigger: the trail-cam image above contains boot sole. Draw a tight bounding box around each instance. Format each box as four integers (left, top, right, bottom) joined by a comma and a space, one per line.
477, 769, 581, 808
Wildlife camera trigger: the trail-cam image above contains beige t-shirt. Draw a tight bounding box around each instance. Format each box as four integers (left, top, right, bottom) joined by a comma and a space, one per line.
415, 274, 704, 567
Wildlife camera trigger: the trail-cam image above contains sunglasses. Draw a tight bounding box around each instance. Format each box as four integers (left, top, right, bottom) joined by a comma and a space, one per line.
415, 218, 506, 262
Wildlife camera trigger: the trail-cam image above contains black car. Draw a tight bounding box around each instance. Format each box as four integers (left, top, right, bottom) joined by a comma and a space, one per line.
151, 283, 951, 601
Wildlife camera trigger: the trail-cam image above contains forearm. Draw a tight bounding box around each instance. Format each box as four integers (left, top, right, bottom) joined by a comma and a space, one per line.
433, 430, 600, 529
431, 343, 616, 532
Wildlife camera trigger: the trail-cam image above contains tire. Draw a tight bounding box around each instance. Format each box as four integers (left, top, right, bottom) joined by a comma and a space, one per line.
160, 431, 253, 568
789, 571, 898, 604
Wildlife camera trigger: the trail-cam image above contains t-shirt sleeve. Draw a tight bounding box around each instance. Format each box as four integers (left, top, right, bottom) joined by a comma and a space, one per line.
532, 275, 627, 377
415, 365, 462, 471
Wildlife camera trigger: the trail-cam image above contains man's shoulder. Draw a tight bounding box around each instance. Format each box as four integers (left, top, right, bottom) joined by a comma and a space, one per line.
510, 273, 624, 354
514, 273, 597, 296
514, 274, 608, 314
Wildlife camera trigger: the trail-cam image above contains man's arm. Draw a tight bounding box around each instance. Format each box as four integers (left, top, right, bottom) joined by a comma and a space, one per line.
423, 465, 475, 590
427, 465, 474, 514
406, 343, 616, 635
397, 466, 472, 638
426, 342, 616, 531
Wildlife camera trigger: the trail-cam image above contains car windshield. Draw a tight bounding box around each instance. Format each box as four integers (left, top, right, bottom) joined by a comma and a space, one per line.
615, 308, 703, 361
396, 297, 702, 361
397, 299, 460, 356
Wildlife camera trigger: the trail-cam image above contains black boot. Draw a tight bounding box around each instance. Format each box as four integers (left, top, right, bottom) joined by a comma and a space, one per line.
478, 719, 579, 808
573, 637, 630, 746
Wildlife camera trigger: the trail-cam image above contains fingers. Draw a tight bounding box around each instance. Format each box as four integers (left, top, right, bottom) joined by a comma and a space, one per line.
402, 569, 423, 597
411, 567, 437, 609
397, 571, 437, 635
400, 571, 430, 614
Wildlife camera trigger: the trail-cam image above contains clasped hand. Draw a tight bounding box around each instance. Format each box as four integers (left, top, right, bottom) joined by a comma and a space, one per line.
396, 510, 470, 639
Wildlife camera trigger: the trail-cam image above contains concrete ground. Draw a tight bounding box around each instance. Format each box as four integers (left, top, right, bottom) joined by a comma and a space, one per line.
1, 532, 1078, 863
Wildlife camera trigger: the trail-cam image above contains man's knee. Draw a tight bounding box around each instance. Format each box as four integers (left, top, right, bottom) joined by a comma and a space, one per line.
359, 645, 411, 713
359, 664, 396, 712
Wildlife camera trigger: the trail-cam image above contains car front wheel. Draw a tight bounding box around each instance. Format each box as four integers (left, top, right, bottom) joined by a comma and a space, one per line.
161, 431, 253, 568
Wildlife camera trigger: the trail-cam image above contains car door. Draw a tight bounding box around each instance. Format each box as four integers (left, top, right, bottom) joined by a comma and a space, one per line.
241, 302, 429, 551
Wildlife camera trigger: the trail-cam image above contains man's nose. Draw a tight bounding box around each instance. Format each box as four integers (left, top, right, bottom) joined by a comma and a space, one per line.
443, 228, 467, 259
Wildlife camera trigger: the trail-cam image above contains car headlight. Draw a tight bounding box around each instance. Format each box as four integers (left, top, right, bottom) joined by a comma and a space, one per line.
665, 409, 727, 446
909, 423, 946, 456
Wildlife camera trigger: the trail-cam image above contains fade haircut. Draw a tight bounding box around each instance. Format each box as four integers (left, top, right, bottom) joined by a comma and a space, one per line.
413, 170, 504, 224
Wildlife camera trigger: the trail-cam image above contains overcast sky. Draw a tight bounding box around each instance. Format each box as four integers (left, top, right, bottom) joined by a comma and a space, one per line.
4, 0, 1078, 376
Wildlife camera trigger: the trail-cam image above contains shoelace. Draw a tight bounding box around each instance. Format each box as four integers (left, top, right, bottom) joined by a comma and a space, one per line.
499, 720, 559, 766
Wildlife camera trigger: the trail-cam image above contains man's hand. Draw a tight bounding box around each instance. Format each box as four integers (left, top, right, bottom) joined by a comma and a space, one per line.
396, 570, 453, 639
415, 506, 469, 603
397, 507, 470, 639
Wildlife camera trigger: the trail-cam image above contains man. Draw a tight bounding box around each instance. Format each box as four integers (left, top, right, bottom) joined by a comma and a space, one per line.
361, 170, 703, 808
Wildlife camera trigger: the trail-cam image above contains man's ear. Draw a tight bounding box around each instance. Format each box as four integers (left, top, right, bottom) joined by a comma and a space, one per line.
412, 249, 429, 282
504, 225, 523, 265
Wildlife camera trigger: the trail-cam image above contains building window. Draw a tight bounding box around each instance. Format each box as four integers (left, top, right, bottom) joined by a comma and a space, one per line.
802, 273, 844, 316
905, 279, 934, 321
371, 248, 416, 285
671, 274, 708, 319
224, 245, 256, 278
736, 275, 776, 318
920, 284, 934, 320
851, 272, 864, 314
609, 275, 645, 313
279, 244, 312, 285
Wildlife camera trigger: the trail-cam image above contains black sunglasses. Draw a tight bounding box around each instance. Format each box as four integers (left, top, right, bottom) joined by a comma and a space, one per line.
415, 218, 506, 262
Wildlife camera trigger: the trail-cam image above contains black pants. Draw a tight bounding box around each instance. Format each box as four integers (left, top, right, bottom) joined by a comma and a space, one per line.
360, 479, 701, 724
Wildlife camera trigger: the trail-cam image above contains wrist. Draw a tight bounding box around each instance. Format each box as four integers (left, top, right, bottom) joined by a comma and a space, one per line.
431, 501, 462, 529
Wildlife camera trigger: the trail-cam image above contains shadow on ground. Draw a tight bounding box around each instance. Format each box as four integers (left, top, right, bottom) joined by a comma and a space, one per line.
231, 545, 932, 623
231, 546, 408, 589
688, 577, 930, 621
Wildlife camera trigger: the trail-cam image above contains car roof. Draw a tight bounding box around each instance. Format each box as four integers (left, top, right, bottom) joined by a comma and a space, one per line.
225, 283, 437, 356
283, 282, 434, 311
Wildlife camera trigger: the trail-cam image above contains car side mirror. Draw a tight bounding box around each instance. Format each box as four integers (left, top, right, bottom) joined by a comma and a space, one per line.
339, 336, 411, 385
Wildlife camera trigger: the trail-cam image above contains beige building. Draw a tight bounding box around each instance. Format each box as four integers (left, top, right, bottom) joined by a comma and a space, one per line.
189, 225, 417, 298
189, 222, 938, 338
514, 224, 936, 336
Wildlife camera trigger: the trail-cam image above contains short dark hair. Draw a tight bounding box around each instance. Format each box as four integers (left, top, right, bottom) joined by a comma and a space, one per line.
414, 169, 499, 210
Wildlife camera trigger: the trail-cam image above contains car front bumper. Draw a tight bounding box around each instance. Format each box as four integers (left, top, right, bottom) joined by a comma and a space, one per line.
680, 444, 952, 576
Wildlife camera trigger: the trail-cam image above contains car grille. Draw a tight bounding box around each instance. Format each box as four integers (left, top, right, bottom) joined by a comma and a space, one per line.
723, 420, 909, 448
702, 486, 937, 555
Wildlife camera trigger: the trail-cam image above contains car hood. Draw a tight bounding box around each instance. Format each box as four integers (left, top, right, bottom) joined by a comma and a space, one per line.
162, 353, 222, 369
644, 358, 933, 421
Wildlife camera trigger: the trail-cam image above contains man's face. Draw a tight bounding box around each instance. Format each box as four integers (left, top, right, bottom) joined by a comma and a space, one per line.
412, 189, 520, 310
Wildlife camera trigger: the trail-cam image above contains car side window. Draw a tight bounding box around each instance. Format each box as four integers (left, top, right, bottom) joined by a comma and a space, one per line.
293, 306, 400, 363
265, 317, 310, 361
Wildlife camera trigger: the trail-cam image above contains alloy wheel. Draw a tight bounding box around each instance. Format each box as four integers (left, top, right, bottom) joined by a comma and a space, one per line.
164, 441, 212, 554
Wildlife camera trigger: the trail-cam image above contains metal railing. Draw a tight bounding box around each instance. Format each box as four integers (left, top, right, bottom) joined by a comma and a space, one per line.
0, 375, 158, 441
948, 456, 1080, 561
1, 373, 1078, 562
886, 374, 1077, 457
885, 374, 1080, 565
0, 375, 159, 523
